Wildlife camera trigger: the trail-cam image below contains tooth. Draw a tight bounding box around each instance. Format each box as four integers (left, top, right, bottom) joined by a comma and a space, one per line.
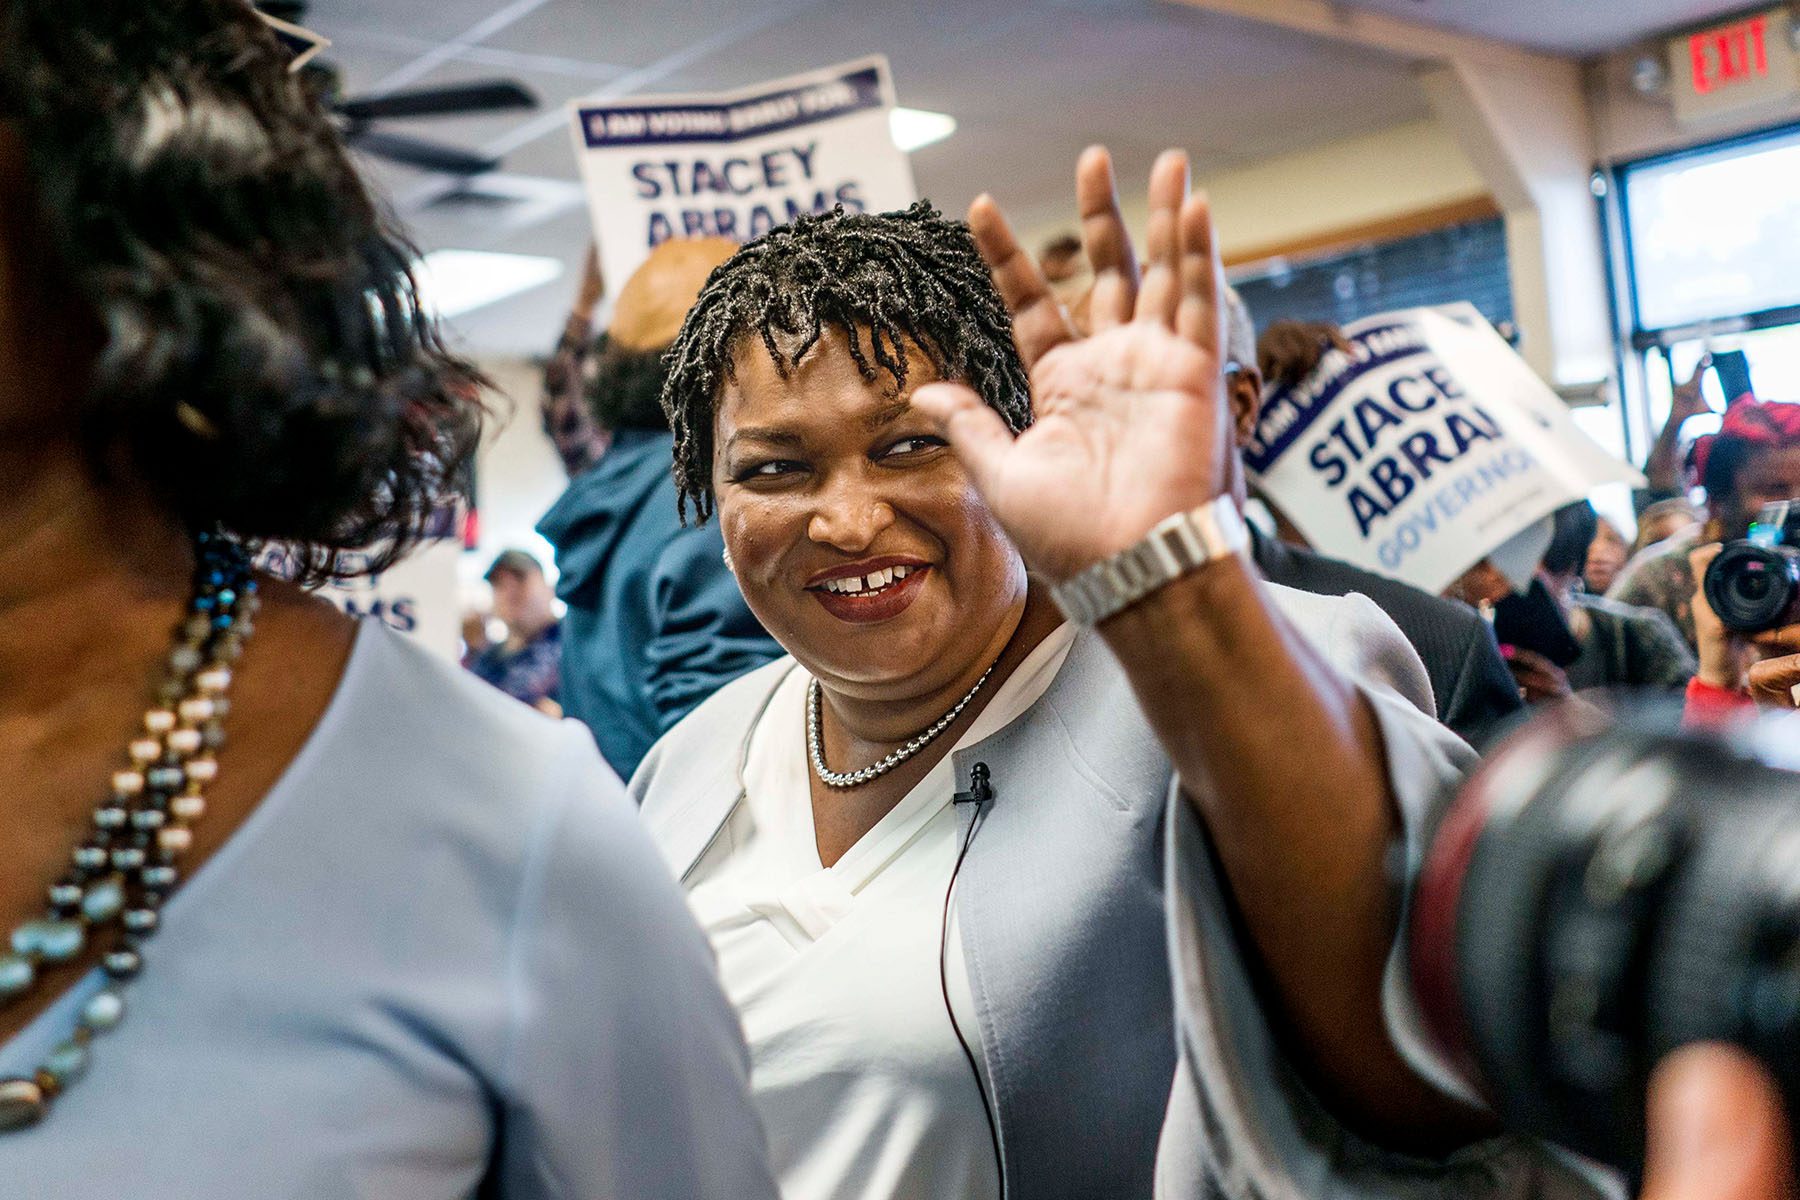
844, 577, 863, 593
875, 569, 893, 588
893, 566, 909, 580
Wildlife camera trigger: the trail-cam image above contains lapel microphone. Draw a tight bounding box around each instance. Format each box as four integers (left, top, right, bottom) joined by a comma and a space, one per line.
953, 762, 993, 806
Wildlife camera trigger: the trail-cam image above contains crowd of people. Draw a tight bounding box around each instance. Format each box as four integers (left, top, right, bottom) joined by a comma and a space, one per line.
3, 2, 1797, 1198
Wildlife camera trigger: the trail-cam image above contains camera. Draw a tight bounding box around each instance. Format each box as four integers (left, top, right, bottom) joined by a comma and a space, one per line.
1409, 707, 1800, 1176
1704, 499, 1800, 634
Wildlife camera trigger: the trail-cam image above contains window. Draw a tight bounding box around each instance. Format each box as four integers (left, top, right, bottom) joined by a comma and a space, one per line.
1232, 216, 1513, 333
1615, 121, 1800, 473
1623, 124, 1800, 334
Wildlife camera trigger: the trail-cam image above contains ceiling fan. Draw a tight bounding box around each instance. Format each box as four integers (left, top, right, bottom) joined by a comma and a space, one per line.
258, 0, 540, 176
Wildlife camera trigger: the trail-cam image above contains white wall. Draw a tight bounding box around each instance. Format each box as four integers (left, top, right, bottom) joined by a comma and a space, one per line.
468, 356, 569, 594
1021, 119, 1489, 266
1204, 120, 1489, 260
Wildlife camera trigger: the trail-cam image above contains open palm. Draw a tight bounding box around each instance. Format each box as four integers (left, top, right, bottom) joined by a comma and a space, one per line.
913, 148, 1235, 584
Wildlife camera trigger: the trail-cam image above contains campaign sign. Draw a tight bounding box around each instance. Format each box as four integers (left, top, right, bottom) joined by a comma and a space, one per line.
570, 56, 918, 288
1244, 303, 1641, 594
261, 536, 463, 661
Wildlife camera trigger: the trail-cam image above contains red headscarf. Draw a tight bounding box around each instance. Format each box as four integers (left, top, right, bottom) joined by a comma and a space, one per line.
1686, 395, 1800, 488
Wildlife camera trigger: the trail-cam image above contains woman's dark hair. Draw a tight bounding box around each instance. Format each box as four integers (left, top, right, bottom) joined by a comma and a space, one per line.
1698, 435, 1761, 505
0, 0, 485, 582
1542, 500, 1599, 577
587, 332, 672, 433
661, 201, 1031, 523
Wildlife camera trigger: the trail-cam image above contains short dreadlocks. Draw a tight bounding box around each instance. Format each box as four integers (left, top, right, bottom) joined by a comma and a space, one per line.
661, 201, 1032, 522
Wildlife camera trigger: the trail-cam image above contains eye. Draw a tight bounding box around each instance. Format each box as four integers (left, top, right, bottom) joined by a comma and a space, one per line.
879, 435, 947, 460
740, 459, 804, 480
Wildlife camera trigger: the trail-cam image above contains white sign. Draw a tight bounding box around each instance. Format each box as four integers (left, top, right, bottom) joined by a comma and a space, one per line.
1244, 304, 1642, 594
569, 56, 918, 289
262, 536, 464, 661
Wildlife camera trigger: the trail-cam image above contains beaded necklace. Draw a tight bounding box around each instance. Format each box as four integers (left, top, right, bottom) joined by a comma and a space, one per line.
806, 662, 997, 789
0, 531, 255, 1131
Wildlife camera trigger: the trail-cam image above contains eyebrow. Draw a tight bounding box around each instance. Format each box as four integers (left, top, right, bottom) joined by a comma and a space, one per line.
724, 427, 805, 454
866, 400, 913, 429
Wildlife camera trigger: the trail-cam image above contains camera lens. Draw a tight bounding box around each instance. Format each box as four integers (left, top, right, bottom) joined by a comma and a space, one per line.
1411, 713, 1800, 1175
1705, 543, 1800, 633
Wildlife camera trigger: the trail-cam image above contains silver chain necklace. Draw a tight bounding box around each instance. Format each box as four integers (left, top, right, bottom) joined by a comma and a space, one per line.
807, 664, 997, 789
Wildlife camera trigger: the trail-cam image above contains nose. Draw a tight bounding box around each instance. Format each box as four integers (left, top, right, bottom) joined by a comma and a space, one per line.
807, 471, 895, 554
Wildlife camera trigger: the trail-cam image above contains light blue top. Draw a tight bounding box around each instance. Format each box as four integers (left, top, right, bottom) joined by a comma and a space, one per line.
2, 621, 776, 1200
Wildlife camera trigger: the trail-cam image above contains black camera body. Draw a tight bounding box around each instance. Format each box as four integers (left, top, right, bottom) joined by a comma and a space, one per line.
1704, 499, 1800, 634
1411, 710, 1800, 1177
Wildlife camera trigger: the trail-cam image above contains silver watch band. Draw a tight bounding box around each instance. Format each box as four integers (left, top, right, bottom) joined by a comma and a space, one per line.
1051, 496, 1249, 627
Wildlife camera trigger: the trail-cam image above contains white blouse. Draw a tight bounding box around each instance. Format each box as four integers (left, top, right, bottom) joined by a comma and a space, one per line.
685, 623, 1078, 1200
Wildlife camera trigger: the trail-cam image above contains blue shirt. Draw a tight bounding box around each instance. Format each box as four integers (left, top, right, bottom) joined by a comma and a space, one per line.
470, 621, 562, 708
2, 622, 775, 1200
538, 430, 782, 781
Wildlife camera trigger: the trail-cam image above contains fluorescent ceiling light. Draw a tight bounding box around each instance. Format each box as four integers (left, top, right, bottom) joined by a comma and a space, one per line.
890, 107, 957, 153
414, 249, 564, 320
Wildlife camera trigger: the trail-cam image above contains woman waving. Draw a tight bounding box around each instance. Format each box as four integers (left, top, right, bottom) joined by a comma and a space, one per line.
635, 150, 1519, 1198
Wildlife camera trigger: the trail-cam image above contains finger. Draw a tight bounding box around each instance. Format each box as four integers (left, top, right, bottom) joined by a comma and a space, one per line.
1076, 146, 1137, 331
1509, 648, 1553, 671
1135, 149, 1189, 329
1685, 353, 1713, 388
967, 194, 1076, 369
910, 382, 1017, 498
1689, 542, 1724, 577
1507, 661, 1555, 692
1748, 655, 1800, 708
1643, 1044, 1794, 1200
1175, 191, 1226, 362
1752, 625, 1800, 654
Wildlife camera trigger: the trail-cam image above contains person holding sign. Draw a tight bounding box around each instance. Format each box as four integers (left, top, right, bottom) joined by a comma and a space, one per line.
632, 152, 1579, 1199
537, 236, 782, 780
1235, 308, 1523, 747
0, 3, 772, 1196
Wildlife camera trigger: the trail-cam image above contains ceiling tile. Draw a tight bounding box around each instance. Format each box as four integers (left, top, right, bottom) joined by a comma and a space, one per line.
326, 0, 1440, 356
1332, 0, 1755, 56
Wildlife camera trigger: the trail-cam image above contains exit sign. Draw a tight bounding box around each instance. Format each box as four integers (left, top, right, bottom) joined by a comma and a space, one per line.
1671, 9, 1800, 126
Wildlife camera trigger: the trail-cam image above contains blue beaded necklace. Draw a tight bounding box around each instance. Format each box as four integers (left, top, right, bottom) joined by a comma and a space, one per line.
0, 530, 255, 1131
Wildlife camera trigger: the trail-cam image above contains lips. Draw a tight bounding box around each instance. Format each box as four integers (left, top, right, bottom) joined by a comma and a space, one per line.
806, 558, 932, 624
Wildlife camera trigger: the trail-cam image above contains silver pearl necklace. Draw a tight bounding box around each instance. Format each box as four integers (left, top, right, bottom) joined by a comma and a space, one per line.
0, 531, 254, 1132
807, 664, 997, 789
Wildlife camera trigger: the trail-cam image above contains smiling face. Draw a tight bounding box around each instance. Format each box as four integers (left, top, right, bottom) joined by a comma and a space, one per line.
712, 325, 1028, 699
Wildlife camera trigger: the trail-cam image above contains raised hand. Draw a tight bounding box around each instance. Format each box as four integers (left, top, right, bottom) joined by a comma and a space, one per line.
912, 147, 1236, 585
1671, 354, 1714, 426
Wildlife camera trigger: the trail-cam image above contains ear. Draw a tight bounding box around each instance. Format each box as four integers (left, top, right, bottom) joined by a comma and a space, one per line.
1228, 365, 1263, 448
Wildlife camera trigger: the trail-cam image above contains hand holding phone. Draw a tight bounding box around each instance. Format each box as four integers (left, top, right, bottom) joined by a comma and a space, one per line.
1492, 578, 1582, 668
1712, 349, 1754, 404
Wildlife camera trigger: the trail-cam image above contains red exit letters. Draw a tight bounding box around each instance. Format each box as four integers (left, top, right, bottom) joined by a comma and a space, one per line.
1690, 15, 1771, 95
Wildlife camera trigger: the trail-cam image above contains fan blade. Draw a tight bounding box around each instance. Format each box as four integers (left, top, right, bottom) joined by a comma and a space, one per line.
347, 130, 498, 176
338, 80, 537, 122
255, 1, 308, 22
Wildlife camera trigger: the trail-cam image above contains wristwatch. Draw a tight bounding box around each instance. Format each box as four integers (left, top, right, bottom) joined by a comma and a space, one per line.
1051, 495, 1249, 627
